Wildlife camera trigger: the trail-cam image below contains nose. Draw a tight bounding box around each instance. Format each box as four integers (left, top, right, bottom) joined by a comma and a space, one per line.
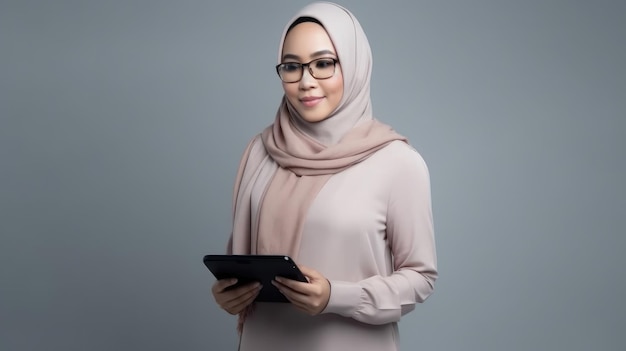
298, 67, 316, 89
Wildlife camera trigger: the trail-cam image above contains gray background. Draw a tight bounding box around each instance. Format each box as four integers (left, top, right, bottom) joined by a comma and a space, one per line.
1, 0, 624, 350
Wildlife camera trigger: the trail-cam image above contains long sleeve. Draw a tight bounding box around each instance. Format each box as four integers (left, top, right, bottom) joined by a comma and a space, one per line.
320, 142, 438, 325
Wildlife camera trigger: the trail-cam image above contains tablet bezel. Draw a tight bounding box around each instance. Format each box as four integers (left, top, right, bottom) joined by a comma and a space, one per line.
203, 254, 308, 303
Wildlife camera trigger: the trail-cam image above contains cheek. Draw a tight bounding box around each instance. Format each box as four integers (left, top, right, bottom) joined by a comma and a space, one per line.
282, 83, 299, 102
325, 77, 344, 105
327, 66, 344, 101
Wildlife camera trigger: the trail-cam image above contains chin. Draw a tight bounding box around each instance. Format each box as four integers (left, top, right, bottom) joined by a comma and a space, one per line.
296, 107, 333, 123
289, 99, 334, 123
300, 114, 330, 123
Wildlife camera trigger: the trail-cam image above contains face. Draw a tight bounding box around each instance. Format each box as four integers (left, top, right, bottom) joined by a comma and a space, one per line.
280, 22, 344, 123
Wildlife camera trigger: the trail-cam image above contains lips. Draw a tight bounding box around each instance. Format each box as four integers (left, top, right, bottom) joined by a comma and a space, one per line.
300, 96, 324, 107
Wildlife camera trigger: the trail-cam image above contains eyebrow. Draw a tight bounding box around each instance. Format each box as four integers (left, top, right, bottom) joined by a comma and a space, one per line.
282, 50, 337, 61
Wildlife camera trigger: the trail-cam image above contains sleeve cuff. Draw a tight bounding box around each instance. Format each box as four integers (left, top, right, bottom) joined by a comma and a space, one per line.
321, 280, 362, 317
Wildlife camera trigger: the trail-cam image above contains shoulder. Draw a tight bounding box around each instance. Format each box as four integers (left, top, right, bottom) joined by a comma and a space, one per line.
374, 140, 429, 173
239, 134, 266, 164
247, 133, 265, 154
233, 133, 267, 183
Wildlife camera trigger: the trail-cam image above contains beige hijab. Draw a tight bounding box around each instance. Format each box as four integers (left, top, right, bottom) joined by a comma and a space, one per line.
228, 1, 407, 330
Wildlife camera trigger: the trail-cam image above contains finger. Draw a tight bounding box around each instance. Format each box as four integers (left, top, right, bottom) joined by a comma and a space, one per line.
221, 282, 261, 305
283, 293, 314, 315
212, 278, 238, 293
274, 276, 310, 294
222, 284, 262, 314
227, 288, 260, 314
273, 278, 328, 315
273, 283, 306, 309
215, 281, 260, 304
272, 279, 311, 306
273, 278, 303, 297
224, 293, 257, 315
297, 265, 321, 280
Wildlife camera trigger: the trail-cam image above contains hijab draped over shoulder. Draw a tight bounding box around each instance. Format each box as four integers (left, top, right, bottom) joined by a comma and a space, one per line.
229, 0, 407, 286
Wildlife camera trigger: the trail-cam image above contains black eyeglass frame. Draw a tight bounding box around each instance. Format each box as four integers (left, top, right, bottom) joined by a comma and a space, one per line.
275, 58, 340, 83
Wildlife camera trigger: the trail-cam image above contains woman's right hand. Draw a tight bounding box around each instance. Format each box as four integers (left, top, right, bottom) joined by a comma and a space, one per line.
211, 279, 262, 315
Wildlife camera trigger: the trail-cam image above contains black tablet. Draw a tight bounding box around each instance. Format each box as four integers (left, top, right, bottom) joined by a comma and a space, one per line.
203, 254, 308, 303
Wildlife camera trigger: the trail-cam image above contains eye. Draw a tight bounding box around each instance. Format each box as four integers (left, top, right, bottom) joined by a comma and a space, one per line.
314, 59, 335, 69
281, 62, 301, 72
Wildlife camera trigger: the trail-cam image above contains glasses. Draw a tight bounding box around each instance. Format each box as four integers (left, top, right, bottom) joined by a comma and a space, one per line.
275, 58, 339, 83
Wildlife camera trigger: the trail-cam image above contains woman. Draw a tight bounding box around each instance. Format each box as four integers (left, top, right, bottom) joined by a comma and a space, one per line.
212, 2, 437, 350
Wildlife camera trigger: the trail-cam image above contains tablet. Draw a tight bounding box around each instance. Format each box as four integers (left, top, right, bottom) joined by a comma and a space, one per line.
203, 254, 308, 303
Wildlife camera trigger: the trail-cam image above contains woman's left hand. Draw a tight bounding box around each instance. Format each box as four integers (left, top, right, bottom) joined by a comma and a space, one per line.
272, 265, 330, 315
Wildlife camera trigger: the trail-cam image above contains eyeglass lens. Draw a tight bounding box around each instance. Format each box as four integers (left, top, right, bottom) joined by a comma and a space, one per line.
278, 58, 337, 82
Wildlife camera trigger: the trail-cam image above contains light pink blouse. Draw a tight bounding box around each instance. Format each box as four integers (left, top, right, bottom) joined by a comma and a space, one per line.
238, 138, 437, 351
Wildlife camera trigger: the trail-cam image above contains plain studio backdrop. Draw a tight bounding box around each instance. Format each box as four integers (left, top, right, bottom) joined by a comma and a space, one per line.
1, 0, 624, 350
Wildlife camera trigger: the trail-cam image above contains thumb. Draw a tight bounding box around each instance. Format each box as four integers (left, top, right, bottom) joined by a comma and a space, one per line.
298, 265, 323, 281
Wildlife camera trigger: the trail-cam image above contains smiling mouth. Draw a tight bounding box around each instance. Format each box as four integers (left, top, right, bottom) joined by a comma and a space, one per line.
300, 97, 323, 107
